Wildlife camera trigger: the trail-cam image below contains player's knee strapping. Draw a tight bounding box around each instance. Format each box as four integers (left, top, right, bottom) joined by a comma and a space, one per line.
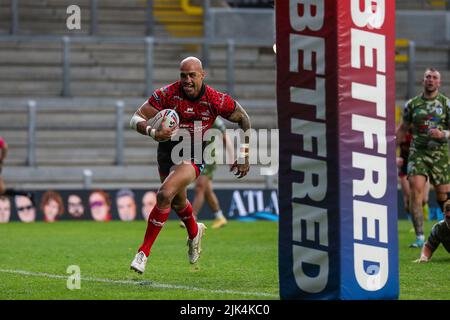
437, 192, 450, 213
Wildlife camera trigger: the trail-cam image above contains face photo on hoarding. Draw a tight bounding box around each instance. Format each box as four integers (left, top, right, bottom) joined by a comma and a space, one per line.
40, 190, 64, 222
89, 190, 111, 222
0, 195, 11, 223
116, 189, 137, 221
141, 191, 157, 221
15, 195, 36, 223
67, 194, 85, 218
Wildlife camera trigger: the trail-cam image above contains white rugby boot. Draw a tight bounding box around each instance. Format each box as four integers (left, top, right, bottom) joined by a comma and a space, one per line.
187, 223, 206, 264
130, 251, 148, 274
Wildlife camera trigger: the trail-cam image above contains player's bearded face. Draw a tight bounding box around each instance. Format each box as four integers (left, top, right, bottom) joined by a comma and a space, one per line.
423, 71, 440, 93
180, 66, 205, 98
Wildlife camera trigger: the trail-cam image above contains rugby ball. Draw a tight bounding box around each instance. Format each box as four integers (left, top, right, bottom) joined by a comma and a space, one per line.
148, 109, 179, 130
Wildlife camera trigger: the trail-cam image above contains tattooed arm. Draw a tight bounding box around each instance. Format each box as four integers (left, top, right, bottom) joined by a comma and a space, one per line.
226, 101, 251, 179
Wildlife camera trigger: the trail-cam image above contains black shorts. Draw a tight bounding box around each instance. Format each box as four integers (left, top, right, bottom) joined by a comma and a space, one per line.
157, 140, 205, 178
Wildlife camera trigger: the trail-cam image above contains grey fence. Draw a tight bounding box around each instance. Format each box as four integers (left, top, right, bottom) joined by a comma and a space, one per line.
8, 0, 156, 36
22, 99, 127, 167
0, 34, 272, 98
7, 98, 278, 188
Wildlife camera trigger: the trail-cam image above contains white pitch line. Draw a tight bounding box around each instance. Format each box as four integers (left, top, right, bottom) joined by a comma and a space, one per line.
0, 269, 278, 298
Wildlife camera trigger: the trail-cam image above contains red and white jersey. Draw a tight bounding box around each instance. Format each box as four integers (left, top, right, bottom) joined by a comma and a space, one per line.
0, 136, 5, 149
148, 81, 236, 138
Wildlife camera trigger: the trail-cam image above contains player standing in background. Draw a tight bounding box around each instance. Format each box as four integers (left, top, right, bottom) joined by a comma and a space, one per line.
190, 117, 234, 229
396, 68, 450, 248
397, 130, 430, 224
129, 56, 251, 274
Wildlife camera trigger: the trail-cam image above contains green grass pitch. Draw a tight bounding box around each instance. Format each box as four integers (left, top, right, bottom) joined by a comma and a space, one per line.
0, 220, 448, 300
0, 220, 278, 300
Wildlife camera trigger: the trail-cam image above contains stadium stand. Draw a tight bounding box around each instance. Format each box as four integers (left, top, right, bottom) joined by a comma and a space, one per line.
0, 0, 277, 190
396, 0, 449, 10
0, 41, 275, 98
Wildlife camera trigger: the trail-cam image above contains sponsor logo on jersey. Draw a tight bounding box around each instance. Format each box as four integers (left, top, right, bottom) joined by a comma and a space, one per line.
152, 92, 160, 103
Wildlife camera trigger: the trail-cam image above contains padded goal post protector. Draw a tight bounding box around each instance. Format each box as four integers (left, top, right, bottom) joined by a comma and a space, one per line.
277, 0, 398, 299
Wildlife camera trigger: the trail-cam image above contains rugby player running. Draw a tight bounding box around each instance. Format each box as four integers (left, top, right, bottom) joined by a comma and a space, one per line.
129, 57, 251, 273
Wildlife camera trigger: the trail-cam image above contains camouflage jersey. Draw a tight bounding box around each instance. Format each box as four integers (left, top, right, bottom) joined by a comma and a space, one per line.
402, 93, 450, 184
202, 118, 227, 178
207, 117, 227, 152
425, 219, 450, 254
402, 93, 450, 150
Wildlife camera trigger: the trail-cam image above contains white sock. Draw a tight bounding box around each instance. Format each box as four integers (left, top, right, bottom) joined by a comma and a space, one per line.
418, 234, 425, 241
214, 210, 224, 219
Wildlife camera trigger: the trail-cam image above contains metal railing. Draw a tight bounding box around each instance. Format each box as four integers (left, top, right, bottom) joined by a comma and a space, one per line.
18, 98, 278, 188
0, 34, 270, 98
0, 34, 272, 169
395, 39, 416, 99
23, 99, 127, 167
4, 0, 277, 74
1, 0, 274, 170
0, 34, 422, 102
9, 0, 156, 36
10, 0, 18, 34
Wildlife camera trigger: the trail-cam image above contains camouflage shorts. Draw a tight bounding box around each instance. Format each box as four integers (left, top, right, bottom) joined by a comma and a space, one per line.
201, 163, 216, 179
407, 146, 450, 185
